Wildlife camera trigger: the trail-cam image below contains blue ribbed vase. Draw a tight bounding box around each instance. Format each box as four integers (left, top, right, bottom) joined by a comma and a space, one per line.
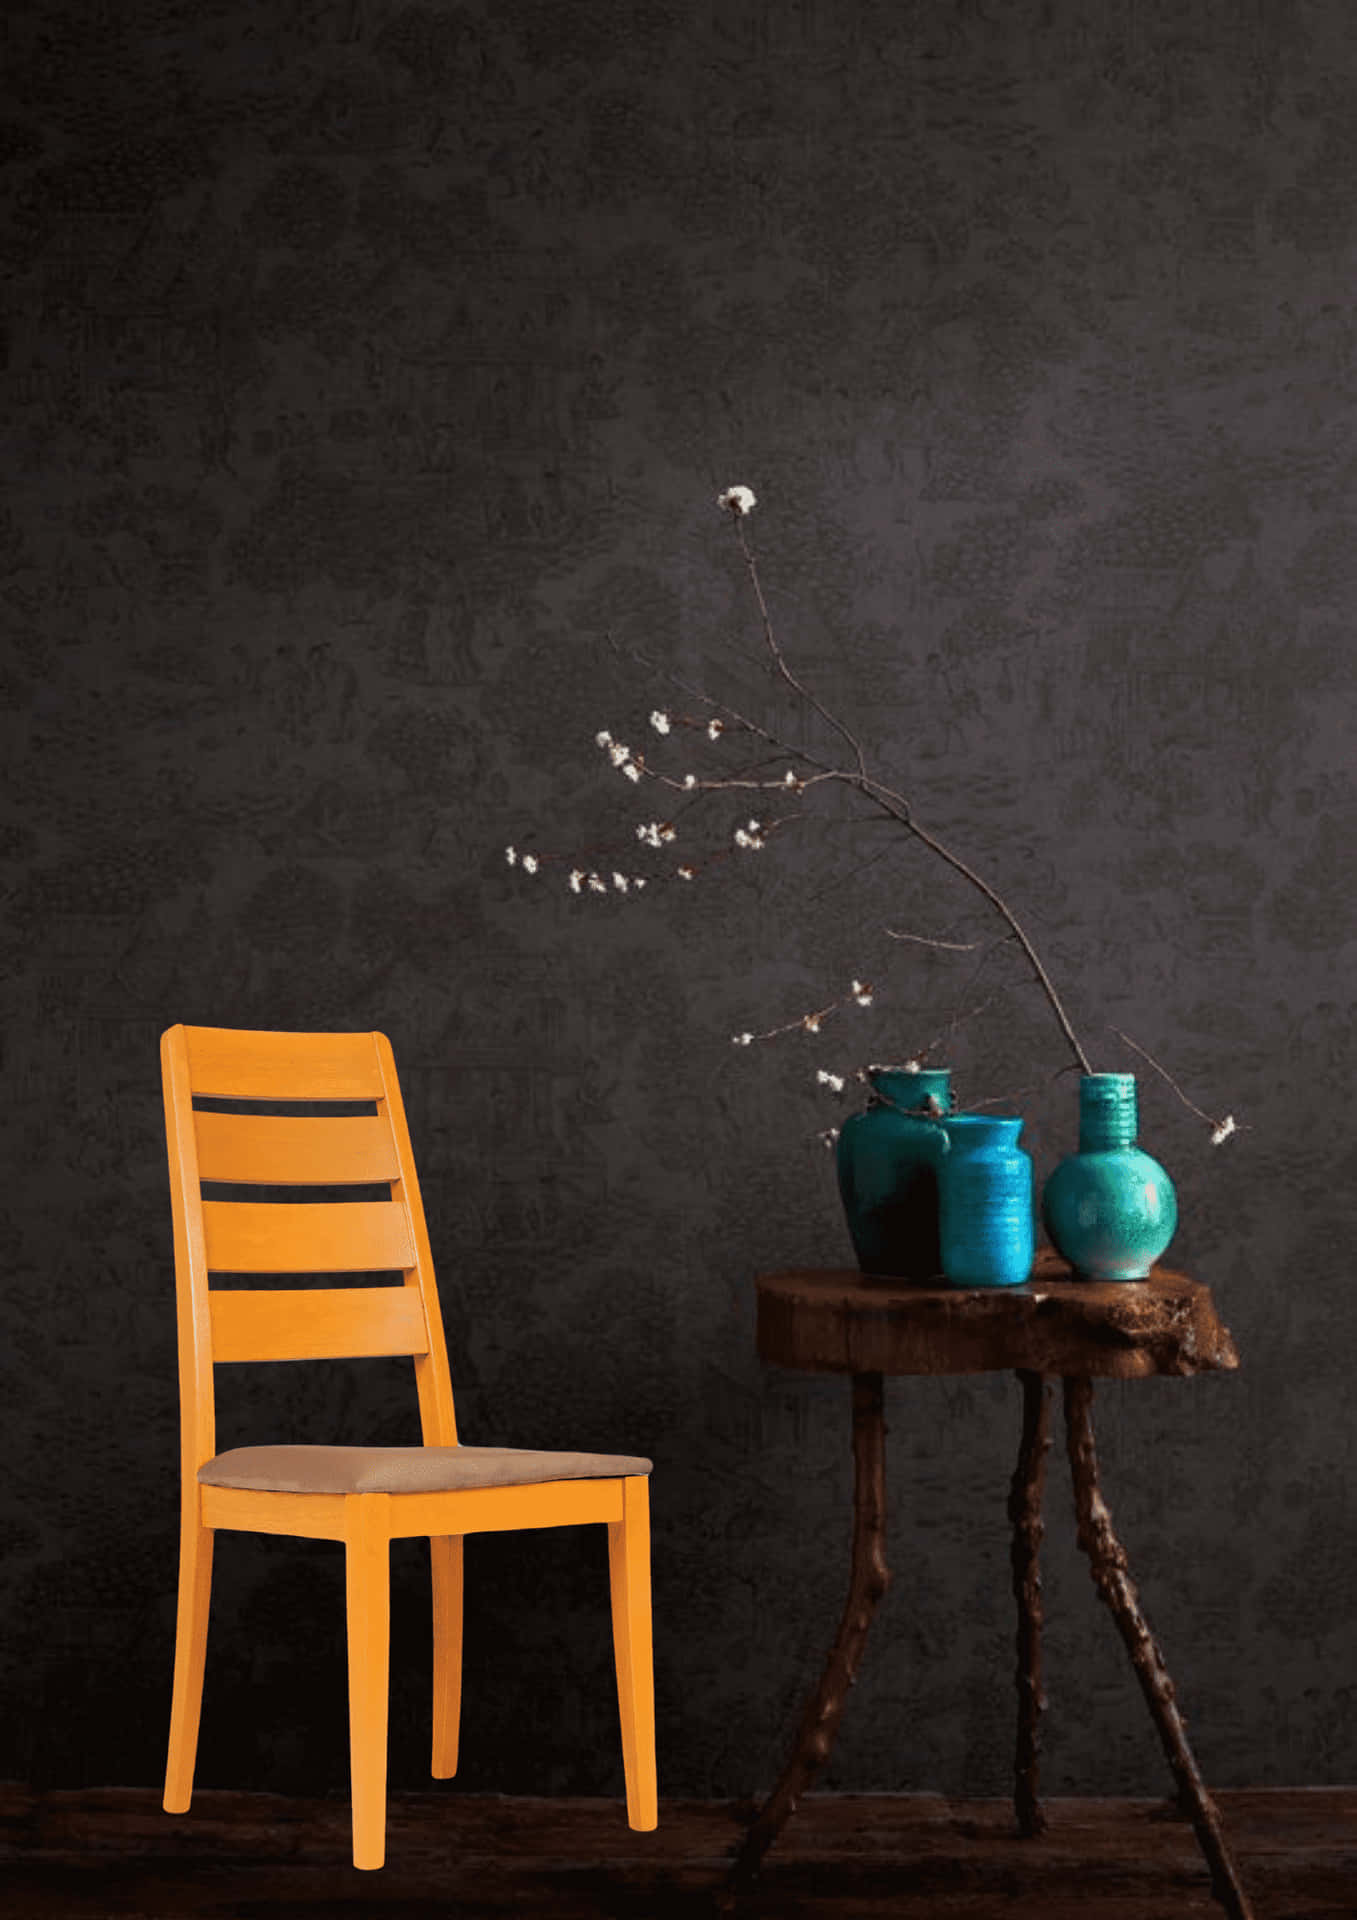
1042, 1074, 1177, 1280
835, 1066, 952, 1280
937, 1114, 1034, 1289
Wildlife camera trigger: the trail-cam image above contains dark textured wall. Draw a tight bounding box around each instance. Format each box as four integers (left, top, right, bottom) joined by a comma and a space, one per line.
2, 0, 1354, 1806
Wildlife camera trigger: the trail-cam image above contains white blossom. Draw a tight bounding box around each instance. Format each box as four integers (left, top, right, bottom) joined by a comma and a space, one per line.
784, 769, 799, 787
506, 846, 517, 865
612, 872, 629, 892
683, 773, 698, 789
587, 872, 607, 893
676, 865, 696, 880
1210, 1115, 1237, 1146
803, 1014, 822, 1034
851, 979, 873, 1007
633, 876, 647, 889
595, 730, 613, 748
622, 761, 642, 781
717, 484, 757, 516
649, 709, 671, 734
608, 741, 631, 767
819, 1127, 840, 1148
707, 718, 724, 741
816, 1069, 846, 1092
732, 1032, 754, 1046
568, 870, 584, 893
521, 853, 539, 875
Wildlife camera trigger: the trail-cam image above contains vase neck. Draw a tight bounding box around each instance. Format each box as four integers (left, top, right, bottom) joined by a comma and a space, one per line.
868, 1066, 951, 1113
1078, 1073, 1138, 1150
944, 1113, 1023, 1150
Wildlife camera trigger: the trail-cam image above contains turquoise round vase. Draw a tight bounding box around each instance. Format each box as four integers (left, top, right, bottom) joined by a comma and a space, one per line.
835, 1067, 951, 1279
937, 1114, 1035, 1288
1042, 1073, 1177, 1280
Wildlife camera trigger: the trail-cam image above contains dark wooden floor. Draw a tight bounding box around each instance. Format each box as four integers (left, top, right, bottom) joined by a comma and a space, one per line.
1, 1785, 1352, 1918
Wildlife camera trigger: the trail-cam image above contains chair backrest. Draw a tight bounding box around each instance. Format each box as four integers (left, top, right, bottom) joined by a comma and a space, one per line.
161, 1025, 458, 1483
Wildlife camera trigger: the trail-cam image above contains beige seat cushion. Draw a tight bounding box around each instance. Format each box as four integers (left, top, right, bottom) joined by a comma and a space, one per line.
198, 1443, 652, 1496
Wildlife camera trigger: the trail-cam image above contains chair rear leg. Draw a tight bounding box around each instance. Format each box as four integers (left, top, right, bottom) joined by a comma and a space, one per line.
164, 1509, 214, 1814
607, 1475, 657, 1830
430, 1533, 463, 1778
344, 1493, 392, 1870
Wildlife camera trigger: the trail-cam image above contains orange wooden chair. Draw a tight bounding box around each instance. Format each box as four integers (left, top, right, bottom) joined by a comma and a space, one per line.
160, 1024, 656, 1869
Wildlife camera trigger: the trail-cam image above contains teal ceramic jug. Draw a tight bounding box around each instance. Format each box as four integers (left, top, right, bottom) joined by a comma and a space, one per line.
835, 1066, 951, 1279
1041, 1073, 1177, 1280
937, 1114, 1034, 1288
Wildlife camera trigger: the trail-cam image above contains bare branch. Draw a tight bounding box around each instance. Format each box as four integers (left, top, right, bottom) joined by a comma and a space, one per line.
884, 927, 988, 952
964, 1063, 1084, 1110
719, 521, 1095, 1075
857, 770, 1094, 1074
524, 502, 1238, 1103
913, 991, 1003, 1064
731, 978, 875, 1048
1110, 1028, 1242, 1143
733, 513, 869, 779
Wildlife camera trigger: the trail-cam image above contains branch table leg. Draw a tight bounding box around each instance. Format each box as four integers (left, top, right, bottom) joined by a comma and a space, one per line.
1008, 1369, 1051, 1837
729, 1371, 890, 1888
1063, 1375, 1255, 1920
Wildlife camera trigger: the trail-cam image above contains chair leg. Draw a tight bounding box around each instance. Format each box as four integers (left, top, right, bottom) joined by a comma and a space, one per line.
344, 1493, 392, 1871
430, 1533, 463, 1778
608, 1475, 657, 1830
163, 1507, 214, 1814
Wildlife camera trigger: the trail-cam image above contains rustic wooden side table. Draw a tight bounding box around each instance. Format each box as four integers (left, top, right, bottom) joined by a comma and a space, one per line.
730, 1250, 1254, 1920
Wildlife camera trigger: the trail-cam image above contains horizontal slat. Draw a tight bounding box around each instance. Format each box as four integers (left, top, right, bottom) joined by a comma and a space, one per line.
209, 1286, 430, 1363
195, 1112, 400, 1185
199, 1484, 348, 1538
202, 1199, 414, 1272
184, 1027, 385, 1100
389, 1479, 625, 1538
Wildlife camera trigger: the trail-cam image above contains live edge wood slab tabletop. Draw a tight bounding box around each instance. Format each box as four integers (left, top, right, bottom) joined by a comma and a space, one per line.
735, 1248, 1253, 1920
756, 1247, 1240, 1380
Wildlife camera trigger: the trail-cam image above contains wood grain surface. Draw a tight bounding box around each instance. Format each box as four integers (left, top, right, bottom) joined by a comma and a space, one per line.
757, 1255, 1241, 1379
0, 1786, 1351, 1918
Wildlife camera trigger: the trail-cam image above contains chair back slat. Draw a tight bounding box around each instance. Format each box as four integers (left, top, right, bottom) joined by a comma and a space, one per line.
185, 1027, 384, 1100
202, 1198, 415, 1273
210, 1286, 429, 1364
195, 1112, 400, 1185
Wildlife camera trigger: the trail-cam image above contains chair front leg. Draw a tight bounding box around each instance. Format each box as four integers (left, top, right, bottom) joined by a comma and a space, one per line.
344, 1493, 392, 1870
430, 1533, 463, 1778
607, 1475, 657, 1830
164, 1497, 214, 1813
